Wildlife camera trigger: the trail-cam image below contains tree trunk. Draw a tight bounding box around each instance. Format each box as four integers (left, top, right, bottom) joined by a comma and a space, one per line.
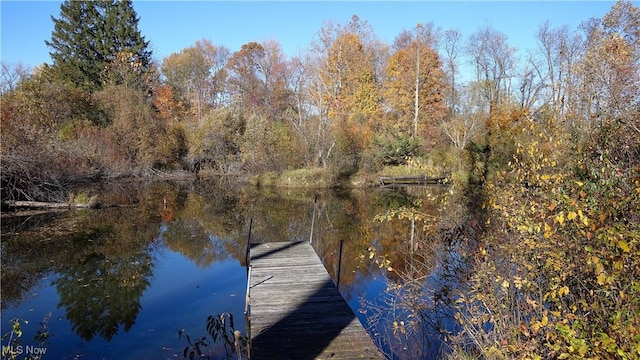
2, 200, 112, 210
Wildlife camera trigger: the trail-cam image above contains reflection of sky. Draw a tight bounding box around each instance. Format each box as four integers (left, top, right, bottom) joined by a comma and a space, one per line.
343, 270, 392, 356
0, 246, 246, 359
346, 271, 387, 320
341, 252, 463, 360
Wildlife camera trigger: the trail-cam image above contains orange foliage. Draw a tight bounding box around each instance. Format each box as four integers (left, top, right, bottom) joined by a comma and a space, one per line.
383, 37, 447, 143
487, 103, 530, 131
153, 84, 185, 124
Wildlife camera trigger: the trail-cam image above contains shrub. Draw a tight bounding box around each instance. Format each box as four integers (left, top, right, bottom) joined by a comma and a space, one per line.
450, 119, 640, 359
370, 131, 423, 168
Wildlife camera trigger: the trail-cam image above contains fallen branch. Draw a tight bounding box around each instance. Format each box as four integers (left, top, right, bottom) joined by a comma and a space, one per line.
2, 200, 118, 210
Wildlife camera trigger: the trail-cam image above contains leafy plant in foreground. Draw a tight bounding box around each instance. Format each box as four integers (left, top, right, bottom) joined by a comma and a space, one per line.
450, 118, 640, 359
1, 314, 53, 360
179, 312, 248, 360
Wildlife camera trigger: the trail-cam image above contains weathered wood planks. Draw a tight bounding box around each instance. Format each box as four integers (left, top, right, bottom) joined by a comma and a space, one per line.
248, 241, 383, 360
379, 175, 448, 186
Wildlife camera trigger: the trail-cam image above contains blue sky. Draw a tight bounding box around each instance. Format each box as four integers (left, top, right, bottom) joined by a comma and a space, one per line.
1, 1, 619, 69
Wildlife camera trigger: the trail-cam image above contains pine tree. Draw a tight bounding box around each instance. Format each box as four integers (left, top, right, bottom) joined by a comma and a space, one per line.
46, 0, 153, 92
46, 1, 98, 90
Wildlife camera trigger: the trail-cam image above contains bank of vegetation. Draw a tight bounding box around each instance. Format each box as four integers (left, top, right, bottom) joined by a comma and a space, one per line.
1, 0, 638, 358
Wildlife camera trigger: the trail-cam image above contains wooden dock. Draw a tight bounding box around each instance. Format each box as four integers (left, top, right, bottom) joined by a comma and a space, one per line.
247, 241, 383, 360
379, 174, 448, 186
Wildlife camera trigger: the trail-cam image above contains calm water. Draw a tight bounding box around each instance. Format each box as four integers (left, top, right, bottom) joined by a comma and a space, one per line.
1, 179, 472, 359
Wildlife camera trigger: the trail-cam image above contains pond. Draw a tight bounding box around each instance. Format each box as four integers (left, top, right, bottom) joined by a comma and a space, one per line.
1, 179, 477, 359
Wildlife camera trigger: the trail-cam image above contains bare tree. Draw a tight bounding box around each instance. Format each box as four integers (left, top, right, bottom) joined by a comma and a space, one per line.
0, 62, 30, 95
517, 51, 546, 112
466, 25, 517, 113
535, 21, 583, 122
442, 83, 487, 153
441, 29, 463, 115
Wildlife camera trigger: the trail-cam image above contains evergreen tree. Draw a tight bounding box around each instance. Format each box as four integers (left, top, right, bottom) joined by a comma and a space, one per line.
46, 0, 153, 92
46, 1, 98, 90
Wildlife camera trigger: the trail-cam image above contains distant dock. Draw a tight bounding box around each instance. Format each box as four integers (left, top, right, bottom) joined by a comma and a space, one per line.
247, 241, 383, 360
379, 175, 448, 186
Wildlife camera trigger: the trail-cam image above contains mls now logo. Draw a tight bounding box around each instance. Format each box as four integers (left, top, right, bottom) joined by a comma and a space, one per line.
2, 345, 48, 356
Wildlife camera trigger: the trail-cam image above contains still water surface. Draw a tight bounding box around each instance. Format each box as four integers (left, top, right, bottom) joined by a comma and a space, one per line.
1, 180, 469, 359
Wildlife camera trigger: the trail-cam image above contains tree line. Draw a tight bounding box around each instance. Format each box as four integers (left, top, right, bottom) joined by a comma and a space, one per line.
0, 1, 638, 357
1, 1, 638, 202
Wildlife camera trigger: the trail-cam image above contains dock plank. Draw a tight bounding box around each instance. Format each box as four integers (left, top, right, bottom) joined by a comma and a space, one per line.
248, 241, 383, 360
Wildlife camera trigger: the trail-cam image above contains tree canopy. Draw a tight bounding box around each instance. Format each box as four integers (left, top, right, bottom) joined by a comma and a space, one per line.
1, 1, 639, 358
46, 0, 152, 92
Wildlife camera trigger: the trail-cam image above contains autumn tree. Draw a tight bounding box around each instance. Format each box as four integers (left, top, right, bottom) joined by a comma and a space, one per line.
383, 23, 447, 143
0, 66, 100, 137
161, 39, 230, 122
328, 32, 378, 170
0, 68, 104, 201
152, 84, 181, 122
95, 84, 170, 172
578, 0, 639, 125
46, 0, 152, 92
260, 40, 298, 120
241, 113, 304, 172
225, 40, 302, 171
448, 5, 639, 358
321, 25, 379, 125
308, 16, 382, 171
186, 108, 246, 174
226, 42, 268, 115
162, 47, 209, 121
575, 0, 640, 187
151, 84, 188, 166
225, 40, 295, 120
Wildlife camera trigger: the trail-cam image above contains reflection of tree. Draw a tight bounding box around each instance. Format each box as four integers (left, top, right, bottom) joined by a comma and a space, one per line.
311, 187, 444, 299
375, 187, 418, 209
1, 238, 55, 310
1, 212, 115, 309
236, 187, 314, 244
160, 181, 248, 266
162, 219, 230, 267
1, 212, 62, 307
45, 184, 164, 342
359, 237, 469, 359
311, 190, 371, 290
4, 178, 466, 357
54, 251, 152, 341
358, 185, 477, 359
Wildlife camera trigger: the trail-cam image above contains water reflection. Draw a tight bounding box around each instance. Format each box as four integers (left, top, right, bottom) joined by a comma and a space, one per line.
54, 251, 152, 341
355, 185, 486, 359
1, 179, 476, 359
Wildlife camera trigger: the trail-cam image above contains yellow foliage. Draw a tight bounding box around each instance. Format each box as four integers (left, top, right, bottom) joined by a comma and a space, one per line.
597, 272, 608, 285
500, 279, 510, 289
618, 240, 630, 252
451, 113, 640, 358
544, 223, 553, 239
